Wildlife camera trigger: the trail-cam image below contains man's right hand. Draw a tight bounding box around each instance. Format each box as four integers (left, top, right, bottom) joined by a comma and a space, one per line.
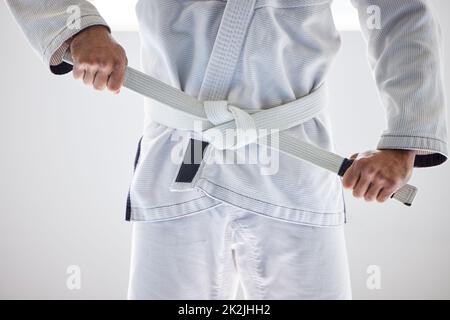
69, 25, 128, 93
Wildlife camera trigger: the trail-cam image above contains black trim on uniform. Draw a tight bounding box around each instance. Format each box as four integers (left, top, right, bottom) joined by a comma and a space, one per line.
50, 62, 73, 75
125, 137, 143, 221
175, 139, 209, 183
338, 158, 354, 177
414, 153, 447, 168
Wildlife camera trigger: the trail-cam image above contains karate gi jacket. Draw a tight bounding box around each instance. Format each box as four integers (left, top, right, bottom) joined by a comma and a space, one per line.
7, 0, 448, 226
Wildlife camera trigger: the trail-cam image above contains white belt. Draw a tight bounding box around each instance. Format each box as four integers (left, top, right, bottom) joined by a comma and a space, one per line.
63, 53, 418, 206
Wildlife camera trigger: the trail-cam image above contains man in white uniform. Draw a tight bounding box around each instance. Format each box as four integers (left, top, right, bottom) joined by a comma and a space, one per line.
6, 0, 448, 299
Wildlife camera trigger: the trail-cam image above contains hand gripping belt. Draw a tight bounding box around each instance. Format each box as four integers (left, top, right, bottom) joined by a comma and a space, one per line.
63, 53, 418, 206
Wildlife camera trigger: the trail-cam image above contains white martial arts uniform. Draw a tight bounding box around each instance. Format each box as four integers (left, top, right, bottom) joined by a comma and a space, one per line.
128, 203, 351, 300
7, 0, 448, 300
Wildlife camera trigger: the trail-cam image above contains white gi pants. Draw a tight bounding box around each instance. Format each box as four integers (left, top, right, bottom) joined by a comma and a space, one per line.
127, 203, 351, 300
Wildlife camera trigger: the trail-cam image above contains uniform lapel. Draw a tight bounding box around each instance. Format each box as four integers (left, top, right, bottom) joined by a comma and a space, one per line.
198, 0, 257, 101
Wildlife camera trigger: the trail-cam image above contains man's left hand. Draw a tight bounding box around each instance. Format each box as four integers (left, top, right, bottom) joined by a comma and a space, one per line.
342, 149, 416, 203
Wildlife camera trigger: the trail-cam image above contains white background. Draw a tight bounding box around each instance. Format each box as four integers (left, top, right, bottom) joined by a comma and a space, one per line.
0, 1, 449, 299
87, 0, 361, 31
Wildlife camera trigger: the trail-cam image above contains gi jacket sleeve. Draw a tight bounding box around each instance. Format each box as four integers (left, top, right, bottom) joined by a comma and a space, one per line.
5, 0, 109, 75
352, 0, 448, 167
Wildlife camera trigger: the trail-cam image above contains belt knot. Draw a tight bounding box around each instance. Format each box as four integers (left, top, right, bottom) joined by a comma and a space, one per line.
203, 100, 258, 150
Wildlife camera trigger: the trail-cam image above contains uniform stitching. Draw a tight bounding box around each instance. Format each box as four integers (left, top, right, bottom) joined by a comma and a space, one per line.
232, 220, 267, 299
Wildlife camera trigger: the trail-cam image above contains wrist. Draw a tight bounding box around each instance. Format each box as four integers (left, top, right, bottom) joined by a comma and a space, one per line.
72, 25, 110, 41
379, 149, 416, 167
70, 25, 112, 52
80, 25, 110, 34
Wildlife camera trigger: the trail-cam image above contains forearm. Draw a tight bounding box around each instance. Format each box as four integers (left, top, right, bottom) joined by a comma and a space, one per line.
352, 0, 448, 167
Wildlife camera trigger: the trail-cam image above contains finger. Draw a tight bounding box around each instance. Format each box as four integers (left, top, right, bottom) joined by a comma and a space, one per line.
353, 173, 371, 198
365, 183, 383, 202
377, 187, 395, 203
342, 164, 360, 189
83, 68, 97, 86
107, 66, 125, 93
93, 72, 109, 91
350, 153, 359, 160
73, 65, 85, 80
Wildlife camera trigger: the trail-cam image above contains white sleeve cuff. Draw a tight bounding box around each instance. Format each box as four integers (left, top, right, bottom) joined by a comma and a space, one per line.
44, 15, 110, 74
378, 134, 448, 167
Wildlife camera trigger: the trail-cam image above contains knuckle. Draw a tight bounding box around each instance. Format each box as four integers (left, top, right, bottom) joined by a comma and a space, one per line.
385, 178, 399, 188
98, 60, 113, 71
374, 175, 387, 186
76, 55, 90, 66
383, 184, 396, 193
112, 63, 123, 73
357, 158, 369, 166
113, 59, 126, 72
352, 160, 363, 170
72, 62, 83, 72
363, 165, 376, 176
91, 58, 104, 68
79, 57, 102, 69
79, 60, 93, 69
73, 71, 81, 80
118, 45, 127, 57
73, 66, 83, 75
385, 182, 395, 190
71, 52, 82, 63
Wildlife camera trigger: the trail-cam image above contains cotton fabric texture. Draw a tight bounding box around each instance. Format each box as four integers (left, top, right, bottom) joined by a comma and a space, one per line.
127, 203, 352, 300
7, 0, 448, 227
